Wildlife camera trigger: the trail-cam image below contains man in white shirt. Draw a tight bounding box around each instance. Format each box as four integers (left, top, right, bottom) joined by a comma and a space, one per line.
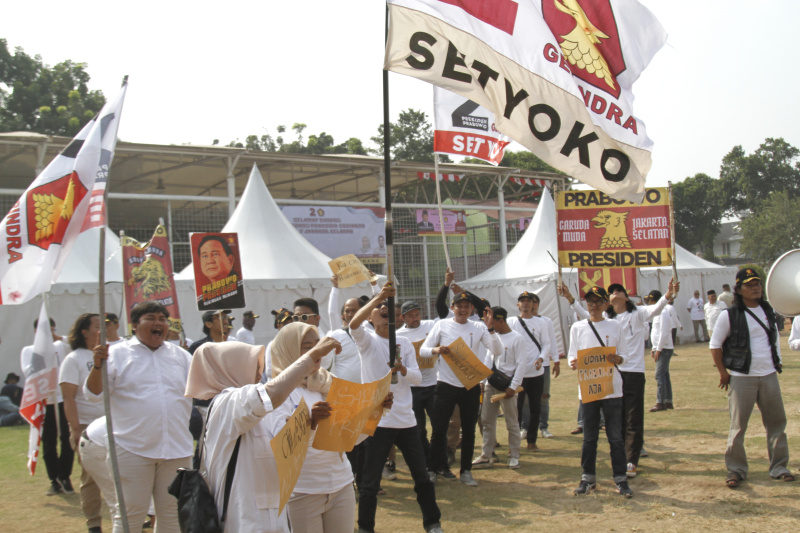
473, 307, 527, 469
105, 313, 124, 345
87, 301, 193, 532
718, 284, 734, 307
568, 286, 632, 498
235, 310, 259, 344
789, 316, 800, 351
649, 290, 677, 412
20, 317, 74, 497
704, 290, 728, 337
351, 284, 443, 533
709, 268, 792, 487
687, 290, 709, 342
420, 292, 502, 486
506, 292, 549, 451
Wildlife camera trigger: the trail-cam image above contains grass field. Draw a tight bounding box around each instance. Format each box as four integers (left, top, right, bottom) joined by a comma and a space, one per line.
2, 333, 799, 532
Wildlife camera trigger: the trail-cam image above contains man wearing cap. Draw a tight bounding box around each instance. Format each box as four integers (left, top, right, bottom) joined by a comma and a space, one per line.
687, 290, 709, 342
235, 311, 259, 345
709, 268, 793, 487
473, 306, 526, 469
567, 286, 632, 498
704, 290, 727, 337
562, 279, 677, 477
188, 310, 231, 356
506, 292, 550, 451
420, 291, 501, 486
105, 313, 124, 345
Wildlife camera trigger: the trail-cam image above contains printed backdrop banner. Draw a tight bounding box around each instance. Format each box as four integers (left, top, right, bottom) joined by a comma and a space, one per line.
280, 206, 386, 267
433, 86, 510, 164
190, 232, 245, 311
386, 0, 666, 202
556, 187, 672, 268
122, 225, 182, 333
416, 208, 468, 236
578, 267, 638, 297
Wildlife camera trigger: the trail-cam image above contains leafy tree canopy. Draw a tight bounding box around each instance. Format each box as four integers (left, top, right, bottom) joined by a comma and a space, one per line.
0, 39, 105, 135
226, 122, 367, 156
672, 173, 724, 259
738, 190, 800, 266
371, 108, 450, 163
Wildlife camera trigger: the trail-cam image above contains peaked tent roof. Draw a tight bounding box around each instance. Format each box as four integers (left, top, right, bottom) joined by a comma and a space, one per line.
51, 227, 124, 290
175, 164, 334, 285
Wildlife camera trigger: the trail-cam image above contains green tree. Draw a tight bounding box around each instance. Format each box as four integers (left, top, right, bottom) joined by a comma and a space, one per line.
739, 191, 800, 266
227, 125, 367, 155
672, 173, 723, 258
0, 39, 105, 135
718, 138, 800, 215
371, 108, 450, 163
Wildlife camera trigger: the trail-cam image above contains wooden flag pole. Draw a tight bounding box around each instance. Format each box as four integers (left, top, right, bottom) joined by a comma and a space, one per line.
383, 5, 397, 381
668, 181, 679, 295
433, 154, 452, 270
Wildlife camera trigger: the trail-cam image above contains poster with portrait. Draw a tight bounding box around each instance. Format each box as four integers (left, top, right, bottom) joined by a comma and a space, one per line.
189, 232, 245, 311
416, 209, 468, 236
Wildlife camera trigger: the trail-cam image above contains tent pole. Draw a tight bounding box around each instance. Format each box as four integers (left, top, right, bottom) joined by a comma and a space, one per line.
553, 278, 569, 355
422, 236, 431, 314
383, 4, 397, 379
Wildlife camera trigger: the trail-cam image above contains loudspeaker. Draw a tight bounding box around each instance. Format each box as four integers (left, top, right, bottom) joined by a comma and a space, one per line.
766, 249, 800, 317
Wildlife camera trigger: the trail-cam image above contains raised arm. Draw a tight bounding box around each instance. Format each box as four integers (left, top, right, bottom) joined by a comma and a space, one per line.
435, 268, 455, 319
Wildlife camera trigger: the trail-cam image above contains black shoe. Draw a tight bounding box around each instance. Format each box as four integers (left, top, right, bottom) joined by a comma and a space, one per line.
385, 460, 396, 473
439, 468, 457, 480
446, 448, 456, 466
46, 481, 62, 496
58, 477, 75, 494
616, 481, 634, 498
89, 527, 103, 533
574, 480, 596, 495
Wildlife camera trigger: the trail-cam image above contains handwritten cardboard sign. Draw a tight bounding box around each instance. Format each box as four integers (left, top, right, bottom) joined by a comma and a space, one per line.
577, 346, 617, 402
328, 254, 378, 288
270, 398, 311, 514
441, 338, 492, 390
312, 372, 391, 453
413, 339, 437, 369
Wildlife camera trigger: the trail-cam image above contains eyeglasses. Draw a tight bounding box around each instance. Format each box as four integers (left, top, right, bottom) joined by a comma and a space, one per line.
586, 299, 607, 307
292, 313, 318, 322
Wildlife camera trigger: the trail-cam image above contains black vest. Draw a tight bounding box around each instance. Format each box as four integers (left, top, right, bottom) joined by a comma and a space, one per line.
722, 303, 780, 374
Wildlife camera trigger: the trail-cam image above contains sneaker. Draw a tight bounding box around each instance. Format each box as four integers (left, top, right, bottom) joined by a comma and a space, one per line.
616, 481, 634, 498
385, 460, 396, 473
426, 525, 444, 533
46, 481, 62, 496
640, 447, 649, 458
626, 463, 637, 478
541, 429, 554, 438
58, 477, 75, 494
570, 426, 583, 435
471, 455, 494, 468
428, 471, 438, 484
508, 457, 520, 469
439, 468, 457, 480
520, 428, 528, 440
382, 466, 397, 480
460, 470, 478, 486
573, 480, 596, 495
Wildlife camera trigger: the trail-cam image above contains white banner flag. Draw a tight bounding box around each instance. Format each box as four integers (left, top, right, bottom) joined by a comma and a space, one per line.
433, 86, 510, 165
0, 82, 127, 305
386, 0, 666, 202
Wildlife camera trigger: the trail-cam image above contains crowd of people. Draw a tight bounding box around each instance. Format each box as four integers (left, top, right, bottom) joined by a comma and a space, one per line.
7, 266, 798, 532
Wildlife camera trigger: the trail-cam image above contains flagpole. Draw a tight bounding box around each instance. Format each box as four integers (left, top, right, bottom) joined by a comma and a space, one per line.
383, 5, 397, 379
433, 154, 452, 270
100, 76, 130, 533
668, 181, 678, 296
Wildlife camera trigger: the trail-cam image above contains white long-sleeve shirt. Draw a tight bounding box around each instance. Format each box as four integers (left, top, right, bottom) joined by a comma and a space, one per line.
651, 305, 676, 351
790, 316, 800, 351
568, 319, 623, 400
484, 330, 527, 390
84, 337, 193, 460
705, 300, 728, 335
326, 285, 381, 332
20, 340, 69, 403
420, 318, 502, 388
351, 322, 420, 428
506, 316, 548, 378
397, 320, 438, 387
325, 328, 363, 384
539, 315, 560, 364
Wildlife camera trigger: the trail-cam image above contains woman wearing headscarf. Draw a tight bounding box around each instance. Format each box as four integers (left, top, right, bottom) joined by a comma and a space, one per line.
268, 322, 357, 533
186, 334, 341, 533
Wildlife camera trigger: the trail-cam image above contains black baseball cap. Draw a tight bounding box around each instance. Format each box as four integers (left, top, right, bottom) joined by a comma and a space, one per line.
271, 308, 293, 328
105, 313, 119, 323
202, 309, 231, 323
585, 286, 609, 301
491, 306, 508, 321
518, 291, 537, 301
646, 290, 662, 302
736, 267, 760, 286
401, 301, 421, 314
607, 283, 627, 297
453, 292, 471, 304
243, 311, 259, 318
4, 372, 20, 384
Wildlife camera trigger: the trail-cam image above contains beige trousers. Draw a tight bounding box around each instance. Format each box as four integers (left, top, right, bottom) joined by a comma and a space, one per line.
480, 384, 521, 459
288, 483, 356, 533
75, 423, 103, 528
79, 434, 118, 522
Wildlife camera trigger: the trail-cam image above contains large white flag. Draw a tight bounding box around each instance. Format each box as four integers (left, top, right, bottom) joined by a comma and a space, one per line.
386, 0, 666, 202
0, 82, 127, 304
433, 86, 510, 165
19, 302, 58, 475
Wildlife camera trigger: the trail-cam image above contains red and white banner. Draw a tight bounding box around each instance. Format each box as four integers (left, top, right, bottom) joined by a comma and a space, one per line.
417, 172, 463, 182
509, 177, 547, 187
578, 267, 638, 297
0, 83, 127, 305
19, 302, 58, 475
433, 86, 510, 164
386, 1, 666, 202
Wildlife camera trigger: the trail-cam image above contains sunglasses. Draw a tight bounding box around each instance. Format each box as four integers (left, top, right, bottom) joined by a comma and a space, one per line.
292, 313, 318, 322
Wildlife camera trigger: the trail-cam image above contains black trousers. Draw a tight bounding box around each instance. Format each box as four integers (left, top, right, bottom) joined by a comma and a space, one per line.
346, 440, 366, 489
42, 402, 74, 482
429, 381, 480, 473
517, 375, 544, 445
411, 385, 436, 468
620, 371, 646, 466
358, 426, 441, 533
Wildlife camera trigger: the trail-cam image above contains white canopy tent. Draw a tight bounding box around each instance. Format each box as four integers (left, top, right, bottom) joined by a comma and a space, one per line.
174, 164, 378, 345
460, 189, 738, 354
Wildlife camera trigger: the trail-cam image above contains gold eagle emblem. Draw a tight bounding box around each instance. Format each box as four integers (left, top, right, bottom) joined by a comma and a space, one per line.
592, 210, 631, 249
128, 257, 172, 300
554, 0, 616, 90
32, 178, 76, 242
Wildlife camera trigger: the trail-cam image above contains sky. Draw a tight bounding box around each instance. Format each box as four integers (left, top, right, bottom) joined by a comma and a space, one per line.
2, 0, 798, 189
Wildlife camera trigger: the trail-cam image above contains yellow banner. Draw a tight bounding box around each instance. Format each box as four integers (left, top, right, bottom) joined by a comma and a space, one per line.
556, 188, 670, 210
328, 254, 379, 288
312, 372, 391, 453
577, 347, 617, 403
413, 339, 437, 369
441, 338, 492, 390
270, 398, 311, 514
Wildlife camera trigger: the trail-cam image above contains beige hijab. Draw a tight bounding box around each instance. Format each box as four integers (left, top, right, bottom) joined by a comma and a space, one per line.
185, 341, 265, 400
271, 322, 332, 394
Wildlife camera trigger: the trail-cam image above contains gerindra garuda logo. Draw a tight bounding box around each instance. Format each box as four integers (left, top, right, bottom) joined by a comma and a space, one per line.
543, 0, 626, 99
